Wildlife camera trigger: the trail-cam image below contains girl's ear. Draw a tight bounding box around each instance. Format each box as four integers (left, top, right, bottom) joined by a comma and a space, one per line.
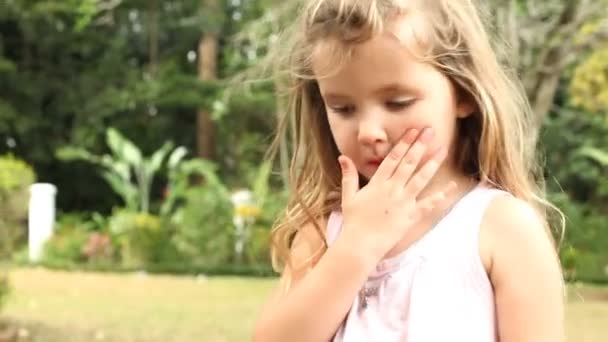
456, 96, 477, 119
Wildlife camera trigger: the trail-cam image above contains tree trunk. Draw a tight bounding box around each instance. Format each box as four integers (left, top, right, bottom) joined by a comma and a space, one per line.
489, 0, 605, 143
196, 0, 219, 160
148, 0, 159, 75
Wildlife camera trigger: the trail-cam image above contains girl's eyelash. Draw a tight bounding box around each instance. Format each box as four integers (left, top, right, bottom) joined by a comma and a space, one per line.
329, 99, 415, 115
330, 106, 355, 114
386, 99, 415, 109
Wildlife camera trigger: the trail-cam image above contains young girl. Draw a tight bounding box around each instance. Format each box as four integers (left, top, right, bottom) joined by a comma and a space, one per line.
254, 0, 564, 341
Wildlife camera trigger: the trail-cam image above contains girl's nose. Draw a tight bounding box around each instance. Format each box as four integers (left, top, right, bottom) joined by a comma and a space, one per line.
357, 117, 387, 146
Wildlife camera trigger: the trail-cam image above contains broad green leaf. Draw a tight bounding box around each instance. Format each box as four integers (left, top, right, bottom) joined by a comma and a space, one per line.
56, 146, 96, 162
101, 170, 139, 211
579, 147, 608, 167
146, 141, 175, 175
167, 146, 189, 170
107, 128, 143, 167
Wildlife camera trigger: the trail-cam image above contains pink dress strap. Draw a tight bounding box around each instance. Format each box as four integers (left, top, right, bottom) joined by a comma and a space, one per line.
326, 210, 343, 246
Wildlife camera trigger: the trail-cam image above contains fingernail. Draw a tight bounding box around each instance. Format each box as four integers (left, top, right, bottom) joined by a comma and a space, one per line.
421, 127, 434, 141
405, 129, 418, 141
338, 157, 346, 170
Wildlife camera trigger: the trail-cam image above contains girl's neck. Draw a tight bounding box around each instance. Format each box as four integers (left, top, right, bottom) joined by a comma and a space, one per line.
418, 164, 478, 203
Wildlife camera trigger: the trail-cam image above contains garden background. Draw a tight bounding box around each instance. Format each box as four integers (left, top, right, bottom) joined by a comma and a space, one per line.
1, 0, 607, 341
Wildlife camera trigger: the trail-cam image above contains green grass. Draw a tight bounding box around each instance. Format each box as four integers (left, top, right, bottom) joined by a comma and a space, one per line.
1, 267, 607, 341
2, 268, 275, 341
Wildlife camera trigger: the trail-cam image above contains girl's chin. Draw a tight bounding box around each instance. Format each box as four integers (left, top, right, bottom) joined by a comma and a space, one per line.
357, 171, 373, 184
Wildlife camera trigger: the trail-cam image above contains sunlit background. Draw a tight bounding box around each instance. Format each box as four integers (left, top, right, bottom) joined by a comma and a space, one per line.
0, 0, 607, 341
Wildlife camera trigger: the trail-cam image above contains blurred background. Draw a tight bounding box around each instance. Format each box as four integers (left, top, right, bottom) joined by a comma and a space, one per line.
0, 0, 606, 341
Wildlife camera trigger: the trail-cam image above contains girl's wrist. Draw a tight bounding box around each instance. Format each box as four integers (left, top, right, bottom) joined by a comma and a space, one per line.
333, 226, 385, 270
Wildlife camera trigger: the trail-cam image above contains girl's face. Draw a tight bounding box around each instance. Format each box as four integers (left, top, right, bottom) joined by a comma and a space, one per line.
313, 19, 474, 181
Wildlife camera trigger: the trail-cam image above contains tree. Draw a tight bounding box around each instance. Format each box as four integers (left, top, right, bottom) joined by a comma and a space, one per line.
0, 0, 218, 211
196, 0, 221, 159
489, 0, 608, 137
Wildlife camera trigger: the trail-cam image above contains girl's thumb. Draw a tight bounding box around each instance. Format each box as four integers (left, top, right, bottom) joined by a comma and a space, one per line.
338, 155, 358, 202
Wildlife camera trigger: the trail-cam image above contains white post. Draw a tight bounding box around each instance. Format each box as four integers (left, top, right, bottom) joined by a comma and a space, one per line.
231, 189, 255, 263
28, 183, 57, 263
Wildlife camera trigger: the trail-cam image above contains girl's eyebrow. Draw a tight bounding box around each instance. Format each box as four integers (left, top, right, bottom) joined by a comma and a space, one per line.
373, 83, 416, 95
320, 92, 352, 102
321, 83, 416, 101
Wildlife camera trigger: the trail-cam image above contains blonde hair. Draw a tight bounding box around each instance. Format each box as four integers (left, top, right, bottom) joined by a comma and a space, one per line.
262, 0, 563, 277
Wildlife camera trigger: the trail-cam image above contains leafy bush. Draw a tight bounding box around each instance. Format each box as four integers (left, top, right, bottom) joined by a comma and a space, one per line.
570, 45, 608, 114
42, 212, 111, 265
82, 232, 114, 265
0, 155, 36, 259
542, 108, 608, 203
171, 185, 234, 266
42, 227, 90, 265
244, 189, 287, 266
57, 127, 178, 213
246, 226, 272, 265
109, 210, 173, 267
550, 191, 608, 282
542, 107, 608, 282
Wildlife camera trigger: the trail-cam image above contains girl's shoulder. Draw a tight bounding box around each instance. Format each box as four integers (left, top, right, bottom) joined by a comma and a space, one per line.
479, 193, 564, 338
289, 213, 331, 272
479, 193, 558, 284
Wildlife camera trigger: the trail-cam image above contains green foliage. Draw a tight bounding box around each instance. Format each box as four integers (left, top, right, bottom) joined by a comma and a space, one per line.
42, 212, 111, 265
246, 226, 272, 265
0, 0, 282, 214
43, 227, 90, 265
570, 46, 608, 115
160, 149, 222, 220
550, 192, 608, 282
0, 155, 36, 259
543, 105, 608, 281
579, 147, 608, 167
108, 210, 173, 267
0, 155, 36, 192
0, 0, 227, 212
542, 107, 608, 202
58, 128, 177, 212
171, 184, 234, 266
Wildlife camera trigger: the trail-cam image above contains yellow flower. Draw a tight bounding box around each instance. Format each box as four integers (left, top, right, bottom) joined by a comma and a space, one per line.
234, 204, 261, 218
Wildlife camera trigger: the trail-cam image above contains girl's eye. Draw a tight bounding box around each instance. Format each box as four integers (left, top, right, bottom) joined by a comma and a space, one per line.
330, 105, 355, 115
386, 99, 414, 111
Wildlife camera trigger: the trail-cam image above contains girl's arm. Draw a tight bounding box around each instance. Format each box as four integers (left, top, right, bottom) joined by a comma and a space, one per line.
483, 196, 565, 342
253, 220, 377, 342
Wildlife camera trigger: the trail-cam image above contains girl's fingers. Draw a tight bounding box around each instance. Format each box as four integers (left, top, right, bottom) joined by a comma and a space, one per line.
391, 127, 434, 186
339, 155, 359, 205
371, 129, 418, 182
403, 145, 447, 196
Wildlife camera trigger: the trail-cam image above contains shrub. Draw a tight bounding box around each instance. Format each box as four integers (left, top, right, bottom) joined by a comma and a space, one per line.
42, 227, 90, 265
0, 155, 36, 259
109, 210, 172, 267
171, 185, 234, 266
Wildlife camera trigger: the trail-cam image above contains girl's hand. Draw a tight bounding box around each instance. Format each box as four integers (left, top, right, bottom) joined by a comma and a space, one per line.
337, 127, 456, 262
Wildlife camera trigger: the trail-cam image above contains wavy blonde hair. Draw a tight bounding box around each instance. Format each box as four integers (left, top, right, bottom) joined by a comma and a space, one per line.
263, 0, 562, 277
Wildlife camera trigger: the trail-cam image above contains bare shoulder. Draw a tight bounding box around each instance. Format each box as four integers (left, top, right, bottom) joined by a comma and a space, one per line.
479, 194, 565, 341
480, 194, 559, 278
290, 215, 329, 274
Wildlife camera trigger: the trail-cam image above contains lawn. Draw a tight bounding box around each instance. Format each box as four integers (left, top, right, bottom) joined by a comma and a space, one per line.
1, 267, 607, 341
